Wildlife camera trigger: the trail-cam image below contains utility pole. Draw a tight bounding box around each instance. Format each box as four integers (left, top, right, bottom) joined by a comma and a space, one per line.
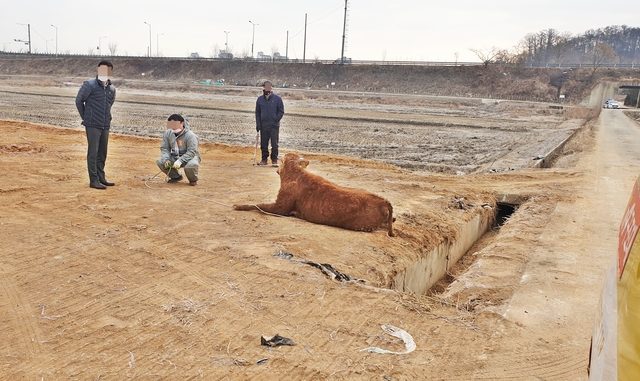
51, 24, 58, 57
98, 36, 106, 55
15, 23, 31, 54
285, 31, 289, 61
224, 30, 230, 53
157, 33, 163, 56
340, 0, 348, 65
303, 14, 307, 63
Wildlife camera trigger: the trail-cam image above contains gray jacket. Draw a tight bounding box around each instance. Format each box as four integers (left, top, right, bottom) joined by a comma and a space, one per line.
159, 119, 201, 164
75, 77, 116, 129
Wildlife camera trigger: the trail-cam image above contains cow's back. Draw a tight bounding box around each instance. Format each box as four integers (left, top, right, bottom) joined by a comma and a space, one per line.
293, 172, 393, 234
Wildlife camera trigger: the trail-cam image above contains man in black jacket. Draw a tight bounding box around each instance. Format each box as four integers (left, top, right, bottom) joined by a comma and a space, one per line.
255, 80, 285, 166
75, 60, 116, 189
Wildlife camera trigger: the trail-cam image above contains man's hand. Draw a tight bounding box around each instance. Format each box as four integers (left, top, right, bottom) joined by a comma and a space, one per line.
164, 161, 172, 169
172, 159, 182, 169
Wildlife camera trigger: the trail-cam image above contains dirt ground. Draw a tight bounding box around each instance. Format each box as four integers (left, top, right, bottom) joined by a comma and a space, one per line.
0, 77, 580, 173
0, 82, 637, 379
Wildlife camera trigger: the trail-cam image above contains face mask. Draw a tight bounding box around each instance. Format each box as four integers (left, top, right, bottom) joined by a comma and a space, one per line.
167, 120, 183, 135
97, 66, 112, 82
263, 90, 271, 96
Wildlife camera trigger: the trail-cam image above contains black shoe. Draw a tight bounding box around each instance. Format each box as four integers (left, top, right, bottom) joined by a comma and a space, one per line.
168, 175, 183, 183
90, 181, 107, 190
100, 179, 115, 186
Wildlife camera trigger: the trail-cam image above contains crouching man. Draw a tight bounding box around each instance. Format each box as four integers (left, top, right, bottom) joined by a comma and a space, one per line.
156, 114, 201, 185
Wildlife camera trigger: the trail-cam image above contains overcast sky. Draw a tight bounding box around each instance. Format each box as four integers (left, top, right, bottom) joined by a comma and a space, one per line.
2, 1, 638, 62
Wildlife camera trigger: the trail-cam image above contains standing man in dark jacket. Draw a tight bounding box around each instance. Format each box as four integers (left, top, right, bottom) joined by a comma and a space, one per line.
75, 60, 116, 190
255, 80, 285, 166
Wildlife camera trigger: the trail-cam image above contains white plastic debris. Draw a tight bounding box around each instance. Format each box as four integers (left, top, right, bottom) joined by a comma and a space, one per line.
360, 324, 416, 355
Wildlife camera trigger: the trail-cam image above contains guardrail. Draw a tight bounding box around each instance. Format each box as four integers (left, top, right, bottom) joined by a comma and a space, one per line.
1, 51, 638, 69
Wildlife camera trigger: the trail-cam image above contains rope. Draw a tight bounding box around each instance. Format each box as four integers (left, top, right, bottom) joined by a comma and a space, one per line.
143, 171, 293, 218
143, 171, 233, 207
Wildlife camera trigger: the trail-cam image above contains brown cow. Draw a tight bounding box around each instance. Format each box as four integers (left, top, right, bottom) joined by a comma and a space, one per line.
234, 153, 395, 236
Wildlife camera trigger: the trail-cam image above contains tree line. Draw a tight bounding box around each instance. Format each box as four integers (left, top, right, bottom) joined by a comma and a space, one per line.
472, 25, 639, 67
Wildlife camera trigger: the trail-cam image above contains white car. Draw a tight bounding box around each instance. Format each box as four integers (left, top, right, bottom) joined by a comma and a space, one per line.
604, 99, 620, 109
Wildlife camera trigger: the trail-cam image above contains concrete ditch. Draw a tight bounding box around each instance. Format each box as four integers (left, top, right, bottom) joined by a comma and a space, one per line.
393, 194, 524, 295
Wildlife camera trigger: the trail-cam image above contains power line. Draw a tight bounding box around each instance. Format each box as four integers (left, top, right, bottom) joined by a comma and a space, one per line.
289, 4, 344, 40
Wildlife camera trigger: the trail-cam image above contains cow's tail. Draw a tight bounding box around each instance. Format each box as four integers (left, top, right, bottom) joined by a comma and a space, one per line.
386, 201, 395, 237
233, 204, 259, 211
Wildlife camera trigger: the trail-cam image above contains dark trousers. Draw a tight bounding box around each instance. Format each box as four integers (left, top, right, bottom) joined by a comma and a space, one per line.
260, 127, 279, 161
85, 126, 110, 183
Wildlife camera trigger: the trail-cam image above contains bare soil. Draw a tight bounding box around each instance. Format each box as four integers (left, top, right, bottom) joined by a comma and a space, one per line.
0, 80, 635, 380
0, 80, 584, 173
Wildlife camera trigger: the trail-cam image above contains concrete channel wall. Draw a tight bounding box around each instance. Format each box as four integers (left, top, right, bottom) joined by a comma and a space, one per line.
393, 211, 493, 295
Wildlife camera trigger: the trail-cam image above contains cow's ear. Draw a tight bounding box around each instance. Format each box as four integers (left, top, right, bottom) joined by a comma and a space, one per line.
300, 160, 309, 169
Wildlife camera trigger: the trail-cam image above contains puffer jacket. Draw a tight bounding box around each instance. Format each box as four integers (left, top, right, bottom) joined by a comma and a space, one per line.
255, 92, 284, 131
75, 77, 116, 129
159, 119, 201, 164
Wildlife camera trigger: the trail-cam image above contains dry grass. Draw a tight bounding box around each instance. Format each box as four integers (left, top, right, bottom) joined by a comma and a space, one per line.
623, 110, 640, 123
563, 106, 600, 121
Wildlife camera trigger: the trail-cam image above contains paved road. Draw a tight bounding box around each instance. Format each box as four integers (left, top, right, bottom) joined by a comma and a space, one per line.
477, 109, 640, 380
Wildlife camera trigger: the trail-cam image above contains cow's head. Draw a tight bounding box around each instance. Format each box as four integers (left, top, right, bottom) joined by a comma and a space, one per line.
277, 153, 309, 177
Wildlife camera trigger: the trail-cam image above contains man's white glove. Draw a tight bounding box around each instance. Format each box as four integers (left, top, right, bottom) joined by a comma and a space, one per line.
172, 159, 182, 169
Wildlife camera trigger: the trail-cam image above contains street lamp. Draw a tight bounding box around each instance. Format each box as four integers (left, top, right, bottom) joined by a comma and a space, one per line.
50, 24, 57, 57
98, 36, 106, 55
249, 20, 258, 58
156, 33, 164, 57
224, 30, 230, 53
144, 22, 152, 57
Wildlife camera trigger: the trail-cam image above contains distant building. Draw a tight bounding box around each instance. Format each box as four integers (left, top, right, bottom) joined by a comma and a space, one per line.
256, 51, 271, 62
189, 52, 200, 58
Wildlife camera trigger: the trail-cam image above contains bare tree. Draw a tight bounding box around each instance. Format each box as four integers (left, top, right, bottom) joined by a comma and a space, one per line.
516, 33, 538, 64
108, 42, 118, 56
87, 47, 95, 55
209, 44, 220, 58
240, 47, 251, 59
453, 52, 459, 66
551, 32, 572, 64
469, 47, 500, 68
493, 48, 517, 65
589, 42, 618, 79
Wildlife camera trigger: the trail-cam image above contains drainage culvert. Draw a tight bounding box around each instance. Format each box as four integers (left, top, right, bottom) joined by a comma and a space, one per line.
393, 194, 523, 295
